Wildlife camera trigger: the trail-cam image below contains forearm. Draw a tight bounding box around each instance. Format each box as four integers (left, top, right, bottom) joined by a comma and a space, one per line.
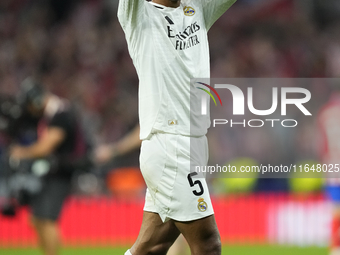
12, 143, 54, 159
114, 125, 141, 157
10, 127, 65, 160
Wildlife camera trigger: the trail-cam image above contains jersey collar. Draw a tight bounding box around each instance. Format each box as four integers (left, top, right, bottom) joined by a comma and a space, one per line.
149, 1, 182, 10
149, 2, 165, 9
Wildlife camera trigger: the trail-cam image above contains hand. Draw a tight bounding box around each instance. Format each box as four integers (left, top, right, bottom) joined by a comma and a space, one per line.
94, 144, 117, 164
10, 145, 27, 160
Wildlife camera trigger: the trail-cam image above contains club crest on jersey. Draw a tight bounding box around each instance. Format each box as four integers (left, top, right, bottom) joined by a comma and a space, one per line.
197, 198, 207, 212
184, 6, 195, 16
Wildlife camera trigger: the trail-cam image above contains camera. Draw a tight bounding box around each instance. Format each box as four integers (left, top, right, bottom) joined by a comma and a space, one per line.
0, 81, 94, 217
0, 94, 38, 139
0, 154, 58, 217
0, 94, 44, 217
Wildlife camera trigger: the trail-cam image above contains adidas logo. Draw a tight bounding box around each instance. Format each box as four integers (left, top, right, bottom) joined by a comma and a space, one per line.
168, 120, 178, 126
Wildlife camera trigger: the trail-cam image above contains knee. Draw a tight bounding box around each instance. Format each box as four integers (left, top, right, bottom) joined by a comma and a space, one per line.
192, 231, 221, 255
206, 233, 221, 254
31, 216, 44, 230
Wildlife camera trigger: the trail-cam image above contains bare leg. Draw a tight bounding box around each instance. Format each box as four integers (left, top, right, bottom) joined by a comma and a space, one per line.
175, 215, 221, 255
31, 217, 46, 252
129, 212, 220, 255
167, 235, 189, 255
31, 217, 61, 255
130, 211, 180, 255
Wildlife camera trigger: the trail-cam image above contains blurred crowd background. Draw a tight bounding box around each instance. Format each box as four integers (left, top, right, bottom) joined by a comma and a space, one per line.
1, 0, 340, 248
2, 0, 339, 191
0, 0, 340, 195
1, 0, 340, 144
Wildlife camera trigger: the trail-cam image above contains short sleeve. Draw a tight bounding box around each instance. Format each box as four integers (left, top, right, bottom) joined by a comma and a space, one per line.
48, 111, 72, 133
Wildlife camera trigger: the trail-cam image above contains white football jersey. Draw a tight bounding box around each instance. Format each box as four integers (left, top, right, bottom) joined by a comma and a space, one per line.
118, 0, 236, 139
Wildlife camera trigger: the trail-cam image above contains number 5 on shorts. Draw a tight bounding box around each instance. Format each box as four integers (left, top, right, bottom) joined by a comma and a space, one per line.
187, 172, 204, 196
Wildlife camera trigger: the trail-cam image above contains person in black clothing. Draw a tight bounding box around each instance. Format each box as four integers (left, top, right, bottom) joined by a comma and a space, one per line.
10, 77, 86, 255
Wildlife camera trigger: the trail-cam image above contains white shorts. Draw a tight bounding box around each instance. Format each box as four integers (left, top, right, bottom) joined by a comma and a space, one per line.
140, 132, 214, 222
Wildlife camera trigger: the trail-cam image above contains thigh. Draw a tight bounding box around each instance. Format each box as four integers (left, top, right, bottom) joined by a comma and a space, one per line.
174, 215, 221, 254
140, 134, 214, 222
131, 211, 180, 255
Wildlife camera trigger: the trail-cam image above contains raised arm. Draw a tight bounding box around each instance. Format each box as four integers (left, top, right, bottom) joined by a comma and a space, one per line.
200, 0, 237, 30
117, 0, 145, 31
